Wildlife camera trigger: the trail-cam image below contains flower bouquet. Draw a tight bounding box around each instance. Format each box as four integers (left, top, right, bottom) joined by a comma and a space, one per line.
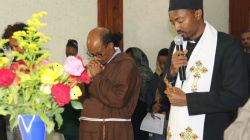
0, 11, 89, 137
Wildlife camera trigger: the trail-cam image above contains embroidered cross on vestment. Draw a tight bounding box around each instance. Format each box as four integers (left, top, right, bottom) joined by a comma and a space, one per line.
190, 60, 208, 92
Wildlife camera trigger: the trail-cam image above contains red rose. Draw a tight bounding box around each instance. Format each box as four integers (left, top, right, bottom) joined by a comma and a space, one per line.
0, 68, 16, 87
10, 60, 30, 73
51, 84, 70, 106
77, 71, 90, 84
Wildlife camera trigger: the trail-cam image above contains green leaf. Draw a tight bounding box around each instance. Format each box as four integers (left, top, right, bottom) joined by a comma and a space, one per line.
55, 114, 63, 129
9, 116, 18, 131
48, 108, 64, 116
40, 114, 54, 133
0, 108, 9, 115
71, 101, 83, 110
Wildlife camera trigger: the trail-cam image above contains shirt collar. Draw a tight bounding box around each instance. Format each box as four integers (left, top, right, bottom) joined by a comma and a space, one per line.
188, 34, 203, 44
106, 47, 121, 64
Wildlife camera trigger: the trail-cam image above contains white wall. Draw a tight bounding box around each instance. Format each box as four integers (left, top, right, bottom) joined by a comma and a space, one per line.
124, 0, 229, 70
0, 0, 97, 64
0, 0, 229, 70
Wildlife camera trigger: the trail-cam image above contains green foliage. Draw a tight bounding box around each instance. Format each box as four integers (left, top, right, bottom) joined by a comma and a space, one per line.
71, 101, 84, 110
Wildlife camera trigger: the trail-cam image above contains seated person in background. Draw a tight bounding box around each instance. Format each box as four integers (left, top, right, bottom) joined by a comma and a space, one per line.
125, 47, 154, 140
147, 48, 170, 140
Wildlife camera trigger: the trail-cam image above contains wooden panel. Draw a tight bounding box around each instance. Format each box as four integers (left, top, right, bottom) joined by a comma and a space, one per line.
230, 0, 250, 38
98, 0, 108, 28
98, 0, 123, 50
249, 4, 250, 29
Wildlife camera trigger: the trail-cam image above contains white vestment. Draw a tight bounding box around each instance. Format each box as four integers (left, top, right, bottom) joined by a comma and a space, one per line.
167, 21, 218, 140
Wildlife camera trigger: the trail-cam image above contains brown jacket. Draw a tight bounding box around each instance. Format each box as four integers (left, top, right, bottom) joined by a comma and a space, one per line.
80, 53, 141, 140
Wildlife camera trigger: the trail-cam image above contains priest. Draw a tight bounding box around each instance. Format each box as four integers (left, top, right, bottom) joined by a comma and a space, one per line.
163, 0, 249, 140
79, 27, 141, 140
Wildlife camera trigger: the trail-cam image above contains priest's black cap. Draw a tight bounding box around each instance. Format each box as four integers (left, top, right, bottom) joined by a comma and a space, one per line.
168, 0, 203, 11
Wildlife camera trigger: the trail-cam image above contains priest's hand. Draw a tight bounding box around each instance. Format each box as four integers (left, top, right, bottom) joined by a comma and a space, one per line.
169, 50, 188, 77
166, 87, 187, 106
86, 60, 104, 79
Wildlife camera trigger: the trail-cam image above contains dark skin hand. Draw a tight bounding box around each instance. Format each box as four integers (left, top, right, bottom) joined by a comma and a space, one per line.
166, 87, 187, 106
164, 68, 187, 106
86, 60, 104, 79
169, 50, 188, 77
150, 95, 162, 118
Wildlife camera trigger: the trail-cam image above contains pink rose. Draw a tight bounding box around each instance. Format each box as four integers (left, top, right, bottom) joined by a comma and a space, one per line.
51, 84, 70, 106
41, 59, 49, 65
0, 68, 16, 87
64, 56, 84, 76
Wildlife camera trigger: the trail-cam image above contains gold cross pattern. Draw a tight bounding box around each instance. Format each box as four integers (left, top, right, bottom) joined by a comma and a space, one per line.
179, 126, 198, 140
190, 60, 208, 92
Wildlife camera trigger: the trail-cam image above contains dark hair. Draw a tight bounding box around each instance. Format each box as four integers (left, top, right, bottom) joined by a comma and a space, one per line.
2, 22, 27, 39
158, 48, 169, 57
66, 39, 78, 51
125, 47, 149, 67
101, 31, 122, 47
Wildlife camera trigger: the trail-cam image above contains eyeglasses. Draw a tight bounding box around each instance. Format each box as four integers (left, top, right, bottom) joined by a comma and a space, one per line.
87, 45, 107, 58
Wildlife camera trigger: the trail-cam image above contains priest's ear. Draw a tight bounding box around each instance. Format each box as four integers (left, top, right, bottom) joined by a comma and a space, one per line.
106, 42, 114, 49
194, 9, 203, 20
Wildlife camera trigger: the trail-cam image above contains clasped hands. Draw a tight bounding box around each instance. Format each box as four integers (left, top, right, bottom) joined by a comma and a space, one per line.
165, 50, 188, 106
86, 60, 104, 79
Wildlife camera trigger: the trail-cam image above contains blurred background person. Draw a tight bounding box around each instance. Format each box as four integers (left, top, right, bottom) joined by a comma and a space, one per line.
1, 22, 27, 55
241, 30, 250, 92
241, 30, 250, 53
147, 48, 169, 109
125, 47, 153, 140
224, 94, 250, 140
1, 22, 27, 140
147, 48, 170, 140
65, 39, 78, 57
